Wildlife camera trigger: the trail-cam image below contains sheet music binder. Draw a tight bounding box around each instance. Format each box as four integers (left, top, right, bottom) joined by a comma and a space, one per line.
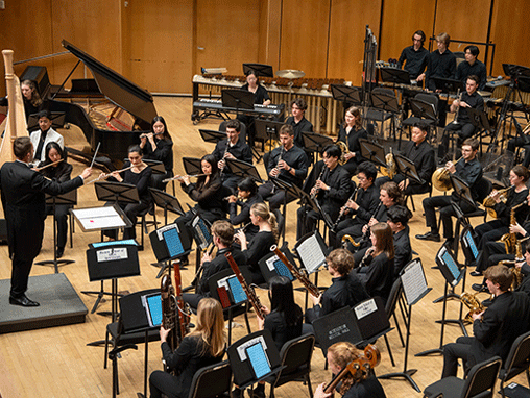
149, 222, 193, 262
435, 244, 464, 287
294, 230, 328, 274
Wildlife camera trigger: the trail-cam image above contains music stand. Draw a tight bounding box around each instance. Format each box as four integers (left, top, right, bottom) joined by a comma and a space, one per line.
432, 77, 464, 94
183, 157, 202, 176
225, 157, 262, 182
409, 98, 437, 122
143, 159, 165, 176
258, 246, 297, 283
378, 67, 411, 85
148, 188, 184, 225
27, 111, 66, 132
95, 181, 140, 204
254, 119, 283, 146
467, 107, 492, 137
302, 131, 334, 155
394, 154, 423, 184
371, 90, 400, 113
198, 129, 226, 145
312, 306, 362, 356
36, 190, 77, 273
450, 175, 475, 208
243, 64, 273, 78
379, 258, 431, 393
359, 139, 387, 167
330, 84, 362, 105
416, 243, 464, 357
221, 89, 256, 111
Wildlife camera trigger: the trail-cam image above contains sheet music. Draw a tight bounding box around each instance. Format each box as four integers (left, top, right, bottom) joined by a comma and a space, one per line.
401, 259, 428, 306
296, 234, 326, 274
72, 206, 126, 230
246, 343, 271, 378
142, 293, 163, 327
236, 336, 268, 361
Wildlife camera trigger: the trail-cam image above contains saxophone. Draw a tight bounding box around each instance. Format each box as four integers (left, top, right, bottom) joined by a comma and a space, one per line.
501, 201, 525, 254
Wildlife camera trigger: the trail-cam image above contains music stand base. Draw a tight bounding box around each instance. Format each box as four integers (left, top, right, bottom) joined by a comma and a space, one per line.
433, 291, 460, 303
35, 258, 75, 274
80, 289, 114, 314
435, 318, 469, 337
378, 369, 419, 393
415, 347, 442, 356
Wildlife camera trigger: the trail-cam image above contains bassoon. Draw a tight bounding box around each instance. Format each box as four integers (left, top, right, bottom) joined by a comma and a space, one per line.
224, 251, 265, 319
270, 245, 319, 297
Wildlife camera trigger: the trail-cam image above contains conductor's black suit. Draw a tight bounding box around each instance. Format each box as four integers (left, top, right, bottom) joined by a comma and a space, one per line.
0, 160, 83, 299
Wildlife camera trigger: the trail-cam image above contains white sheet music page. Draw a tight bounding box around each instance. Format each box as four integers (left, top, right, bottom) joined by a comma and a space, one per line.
72, 206, 126, 230
401, 259, 428, 305
296, 234, 325, 274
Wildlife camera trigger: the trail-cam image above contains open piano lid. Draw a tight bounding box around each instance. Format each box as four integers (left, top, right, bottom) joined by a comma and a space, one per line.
62, 40, 156, 124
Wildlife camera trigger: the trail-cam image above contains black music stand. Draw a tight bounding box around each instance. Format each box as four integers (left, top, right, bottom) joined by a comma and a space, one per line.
95, 181, 140, 204
330, 84, 362, 105
198, 129, 226, 145
302, 131, 333, 154
451, 175, 475, 208
221, 89, 256, 111
27, 111, 66, 132
371, 90, 400, 141
409, 98, 437, 122
148, 188, 184, 225
312, 306, 362, 356
379, 258, 431, 393
143, 159, 165, 176
379, 67, 411, 85
394, 154, 423, 184
243, 64, 273, 78
183, 157, 202, 176
254, 119, 283, 147
258, 245, 297, 283
225, 157, 262, 182
359, 138, 387, 167
416, 243, 464, 357
36, 190, 77, 273
433, 77, 464, 94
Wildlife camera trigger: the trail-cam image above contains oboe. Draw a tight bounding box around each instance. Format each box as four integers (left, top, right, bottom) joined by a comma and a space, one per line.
332, 186, 358, 232
224, 251, 265, 319
310, 166, 327, 200
270, 245, 319, 297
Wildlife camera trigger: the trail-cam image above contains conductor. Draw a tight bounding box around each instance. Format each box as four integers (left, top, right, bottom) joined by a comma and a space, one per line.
0, 137, 92, 306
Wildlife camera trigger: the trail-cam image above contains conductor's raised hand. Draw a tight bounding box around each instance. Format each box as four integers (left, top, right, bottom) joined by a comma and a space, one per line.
80, 167, 92, 181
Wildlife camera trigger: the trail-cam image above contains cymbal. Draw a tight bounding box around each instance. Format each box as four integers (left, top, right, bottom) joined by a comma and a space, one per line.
276, 69, 305, 79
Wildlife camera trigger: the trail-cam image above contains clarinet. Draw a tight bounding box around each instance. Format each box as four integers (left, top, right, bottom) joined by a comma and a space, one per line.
173, 260, 191, 344
224, 251, 265, 319
360, 202, 383, 243
310, 166, 327, 200
219, 139, 230, 176
271, 145, 285, 195
332, 186, 359, 232
270, 245, 319, 297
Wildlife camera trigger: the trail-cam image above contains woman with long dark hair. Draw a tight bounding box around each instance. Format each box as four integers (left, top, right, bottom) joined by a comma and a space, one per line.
140, 116, 174, 190
149, 297, 226, 398
227, 177, 264, 241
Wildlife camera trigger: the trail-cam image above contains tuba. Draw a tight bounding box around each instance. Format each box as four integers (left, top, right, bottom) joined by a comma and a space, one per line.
460, 292, 485, 322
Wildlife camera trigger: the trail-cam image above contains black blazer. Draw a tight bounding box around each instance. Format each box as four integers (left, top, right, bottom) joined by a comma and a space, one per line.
198, 247, 246, 295
0, 161, 83, 260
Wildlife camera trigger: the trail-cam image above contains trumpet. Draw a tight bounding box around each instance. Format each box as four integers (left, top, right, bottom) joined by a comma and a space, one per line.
163, 173, 209, 183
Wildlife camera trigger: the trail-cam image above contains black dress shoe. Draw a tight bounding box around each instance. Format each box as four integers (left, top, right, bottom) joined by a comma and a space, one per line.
415, 232, 441, 242
56, 247, 65, 258
472, 283, 487, 292
9, 294, 40, 307
470, 270, 482, 277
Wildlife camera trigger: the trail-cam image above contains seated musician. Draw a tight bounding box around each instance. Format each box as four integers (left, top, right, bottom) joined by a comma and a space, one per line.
337, 106, 367, 176
417, 32, 456, 92
140, 116, 173, 190
0, 79, 44, 122
352, 222, 394, 303
398, 30, 429, 81
286, 98, 314, 149
235, 202, 278, 284
258, 124, 309, 209
416, 138, 483, 245
470, 165, 530, 281
376, 122, 435, 195
507, 128, 530, 168
305, 248, 368, 325
441, 75, 485, 154
331, 161, 379, 247
149, 298, 225, 398
296, 144, 352, 241
102, 145, 152, 241
315, 342, 387, 398
30, 110, 64, 166
183, 220, 246, 310
440, 264, 530, 378
515, 245, 530, 297
212, 119, 252, 193
238, 69, 271, 147
41, 142, 73, 258
227, 177, 264, 241
455, 46, 487, 91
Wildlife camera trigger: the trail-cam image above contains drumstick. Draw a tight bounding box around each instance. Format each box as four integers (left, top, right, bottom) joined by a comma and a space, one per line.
90, 142, 101, 168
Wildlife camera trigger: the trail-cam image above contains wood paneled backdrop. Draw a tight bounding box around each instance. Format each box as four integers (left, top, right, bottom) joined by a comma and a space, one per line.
0, 0, 529, 95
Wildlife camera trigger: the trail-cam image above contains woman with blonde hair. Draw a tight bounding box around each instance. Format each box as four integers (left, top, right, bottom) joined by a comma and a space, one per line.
353, 222, 394, 303
149, 297, 226, 398
235, 202, 278, 283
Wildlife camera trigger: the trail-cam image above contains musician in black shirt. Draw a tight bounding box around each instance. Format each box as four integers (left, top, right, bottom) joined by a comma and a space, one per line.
259, 124, 309, 209
442, 75, 485, 153
337, 106, 367, 176
398, 30, 429, 80
296, 145, 352, 241
455, 46, 487, 91
386, 205, 413, 278
417, 32, 456, 92
227, 177, 263, 240
140, 116, 173, 190
212, 119, 252, 193
286, 98, 314, 149
376, 122, 435, 195
417, 139, 482, 244
238, 69, 271, 147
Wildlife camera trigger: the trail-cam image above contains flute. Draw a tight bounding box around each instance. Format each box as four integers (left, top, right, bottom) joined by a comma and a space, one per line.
84, 164, 137, 184
163, 173, 209, 183
34, 158, 64, 172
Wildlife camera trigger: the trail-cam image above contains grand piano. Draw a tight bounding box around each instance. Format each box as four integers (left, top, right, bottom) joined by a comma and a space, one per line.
20, 40, 157, 169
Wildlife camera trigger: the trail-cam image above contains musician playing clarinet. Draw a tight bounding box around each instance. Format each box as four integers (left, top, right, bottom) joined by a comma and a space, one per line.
258, 124, 309, 209
296, 144, 352, 241
212, 119, 252, 193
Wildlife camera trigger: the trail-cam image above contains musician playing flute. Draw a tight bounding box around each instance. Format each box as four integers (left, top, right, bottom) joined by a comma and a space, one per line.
102, 145, 152, 241
296, 144, 352, 241
183, 220, 245, 310
441, 75, 485, 155
212, 119, 252, 193
416, 138, 482, 245
1, 137, 91, 307
258, 124, 309, 209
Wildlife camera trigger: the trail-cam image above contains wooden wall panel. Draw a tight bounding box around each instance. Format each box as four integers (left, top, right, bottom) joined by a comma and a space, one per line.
195, 0, 261, 78
258, 0, 282, 71
121, 0, 193, 94
279, 0, 331, 77
327, 0, 382, 84
378, 0, 435, 66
